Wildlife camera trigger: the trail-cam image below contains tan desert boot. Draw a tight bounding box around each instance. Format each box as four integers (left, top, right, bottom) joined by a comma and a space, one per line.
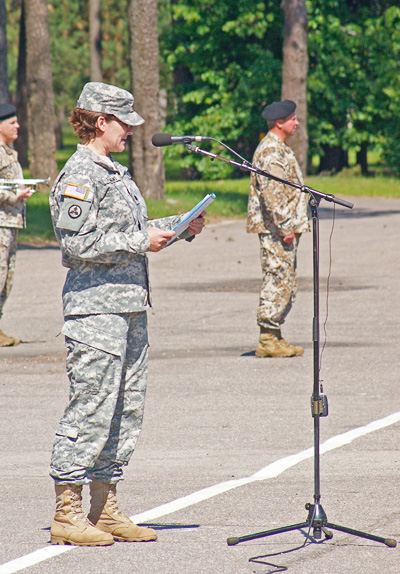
255, 332, 297, 358
278, 337, 304, 356
0, 330, 20, 347
88, 480, 157, 542
51, 483, 114, 546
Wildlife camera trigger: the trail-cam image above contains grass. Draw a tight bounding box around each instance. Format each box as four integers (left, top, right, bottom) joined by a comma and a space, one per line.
17, 133, 400, 245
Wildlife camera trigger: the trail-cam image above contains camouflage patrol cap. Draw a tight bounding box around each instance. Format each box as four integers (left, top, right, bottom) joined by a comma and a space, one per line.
76, 82, 144, 127
0, 104, 17, 122
262, 100, 296, 121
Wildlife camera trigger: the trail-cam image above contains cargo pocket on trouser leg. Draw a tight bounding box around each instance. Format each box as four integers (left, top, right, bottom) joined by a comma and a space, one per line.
50, 421, 86, 483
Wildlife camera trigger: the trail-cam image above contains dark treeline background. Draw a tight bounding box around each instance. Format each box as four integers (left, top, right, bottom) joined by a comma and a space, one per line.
2, 0, 400, 193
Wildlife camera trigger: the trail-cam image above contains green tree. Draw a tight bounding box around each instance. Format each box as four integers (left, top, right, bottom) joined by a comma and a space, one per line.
160, 0, 283, 179
371, 6, 400, 174
307, 1, 400, 174
5, 0, 400, 177
48, 0, 131, 141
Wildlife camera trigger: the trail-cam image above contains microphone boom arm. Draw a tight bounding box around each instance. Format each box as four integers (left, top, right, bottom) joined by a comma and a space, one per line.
185, 144, 353, 210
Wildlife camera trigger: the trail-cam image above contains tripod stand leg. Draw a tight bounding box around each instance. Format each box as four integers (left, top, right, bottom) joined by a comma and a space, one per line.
227, 521, 308, 546
322, 526, 333, 540
326, 522, 397, 547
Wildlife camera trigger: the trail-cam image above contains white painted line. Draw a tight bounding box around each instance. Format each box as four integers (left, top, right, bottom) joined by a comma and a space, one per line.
1, 410, 399, 574
0, 546, 73, 574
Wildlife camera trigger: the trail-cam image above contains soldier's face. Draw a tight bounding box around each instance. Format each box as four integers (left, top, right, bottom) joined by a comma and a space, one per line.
102, 118, 134, 154
0, 116, 19, 146
280, 113, 299, 138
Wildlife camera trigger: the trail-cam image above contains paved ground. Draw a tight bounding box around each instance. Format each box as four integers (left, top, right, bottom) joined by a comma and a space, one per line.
0, 196, 399, 574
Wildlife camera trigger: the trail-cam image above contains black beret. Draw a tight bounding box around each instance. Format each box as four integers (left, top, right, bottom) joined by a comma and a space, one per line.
262, 99, 296, 121
0, 104, 17, 121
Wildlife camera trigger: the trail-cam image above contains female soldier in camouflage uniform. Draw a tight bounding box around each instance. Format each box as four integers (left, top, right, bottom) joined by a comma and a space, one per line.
49, 83, 205, 546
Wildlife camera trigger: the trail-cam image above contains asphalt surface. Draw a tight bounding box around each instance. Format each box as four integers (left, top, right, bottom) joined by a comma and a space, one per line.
0, 196, 399, 574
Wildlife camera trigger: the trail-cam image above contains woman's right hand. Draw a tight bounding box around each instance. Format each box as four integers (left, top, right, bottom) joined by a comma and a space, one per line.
147, 227, 176, 251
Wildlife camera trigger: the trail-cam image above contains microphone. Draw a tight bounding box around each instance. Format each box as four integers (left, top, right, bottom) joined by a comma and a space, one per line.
152, 133, 211, 147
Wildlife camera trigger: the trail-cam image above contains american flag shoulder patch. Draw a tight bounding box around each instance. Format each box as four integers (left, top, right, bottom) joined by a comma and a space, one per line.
64, 183, 88, 200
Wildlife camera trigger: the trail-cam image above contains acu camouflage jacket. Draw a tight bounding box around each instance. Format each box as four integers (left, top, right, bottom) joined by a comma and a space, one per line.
50, 144, 185, 317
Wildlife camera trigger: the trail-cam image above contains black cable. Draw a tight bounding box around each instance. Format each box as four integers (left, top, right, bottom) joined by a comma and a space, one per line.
248, 508, 319, 572
205, 137, 252, 166
319, 203, 336, 373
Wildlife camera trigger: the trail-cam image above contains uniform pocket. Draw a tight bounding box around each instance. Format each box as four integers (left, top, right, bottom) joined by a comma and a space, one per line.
62, 316, 128, 357
55, 421, 79, 440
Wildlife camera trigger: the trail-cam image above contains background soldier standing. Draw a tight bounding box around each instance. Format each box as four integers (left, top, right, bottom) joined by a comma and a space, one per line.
49, 82, 205, 547
247, 100, 309, 358
0, 104, 33, 347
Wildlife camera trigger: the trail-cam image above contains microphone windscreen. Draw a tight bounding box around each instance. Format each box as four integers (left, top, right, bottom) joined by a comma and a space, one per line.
152, 133, 172, 147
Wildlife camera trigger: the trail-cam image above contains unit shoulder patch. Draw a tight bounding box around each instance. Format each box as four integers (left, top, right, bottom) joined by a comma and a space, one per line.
57, 196, 92, 232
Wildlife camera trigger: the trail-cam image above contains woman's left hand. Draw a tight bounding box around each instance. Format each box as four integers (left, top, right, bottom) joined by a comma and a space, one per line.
188, 211, 206, 235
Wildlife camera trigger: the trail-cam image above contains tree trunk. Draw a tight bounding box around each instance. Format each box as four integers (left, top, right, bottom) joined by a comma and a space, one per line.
129, 0, 165, 199
319, 145, 348, 173
90, 0, 103, 82
0, 0, 10, 102
14, 1, 29, 168
357, 142, 369, 176
281, 0, 308, 177
24, 0, 58, 182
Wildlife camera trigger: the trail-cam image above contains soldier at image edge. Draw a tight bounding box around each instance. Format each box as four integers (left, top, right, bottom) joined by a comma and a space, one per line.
0, 103, 33, 347
247, 99, 310, 358
48, 81, 205, 547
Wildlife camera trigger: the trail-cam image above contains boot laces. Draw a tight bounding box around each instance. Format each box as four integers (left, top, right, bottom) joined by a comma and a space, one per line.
69, 487, 89, 522
107, 487, 122, 515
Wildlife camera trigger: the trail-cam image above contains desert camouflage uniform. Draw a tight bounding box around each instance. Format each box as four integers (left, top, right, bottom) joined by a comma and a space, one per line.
0, 142, 25, 319
247, 132, 309, 330
50, 144, 189, 484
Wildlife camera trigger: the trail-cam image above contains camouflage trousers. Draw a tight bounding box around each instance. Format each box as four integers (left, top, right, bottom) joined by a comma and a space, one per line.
0, 227, 18, 320
257, 232, 300, 330
50, 311, 148, 485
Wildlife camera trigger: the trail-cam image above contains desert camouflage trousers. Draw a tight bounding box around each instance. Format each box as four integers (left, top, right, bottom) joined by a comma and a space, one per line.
0, 227, 18, 319
257, 232, 300, 330
50, 311, 148, 485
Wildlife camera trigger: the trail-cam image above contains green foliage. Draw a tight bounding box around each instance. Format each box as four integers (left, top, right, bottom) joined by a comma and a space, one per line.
18, 191, 56, 244
6, 0, 131, 117
307, 2, 400, 168
159, 0, 400, 178
48, 0, 90, 112
5, 0, 400, 178
159, 0, 282, 179
375, 7, 400, 174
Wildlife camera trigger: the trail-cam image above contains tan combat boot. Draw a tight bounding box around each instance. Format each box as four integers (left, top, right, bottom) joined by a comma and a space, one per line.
50, 483, 114, 546
256, 331, 295, 358
88, 480, 157, 542
278, 336, 304, 356
256, 327, 302, 358
0, 330, 20, 347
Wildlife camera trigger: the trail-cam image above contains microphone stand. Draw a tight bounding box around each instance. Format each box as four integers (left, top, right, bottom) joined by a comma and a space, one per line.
185, 144, 397, 549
